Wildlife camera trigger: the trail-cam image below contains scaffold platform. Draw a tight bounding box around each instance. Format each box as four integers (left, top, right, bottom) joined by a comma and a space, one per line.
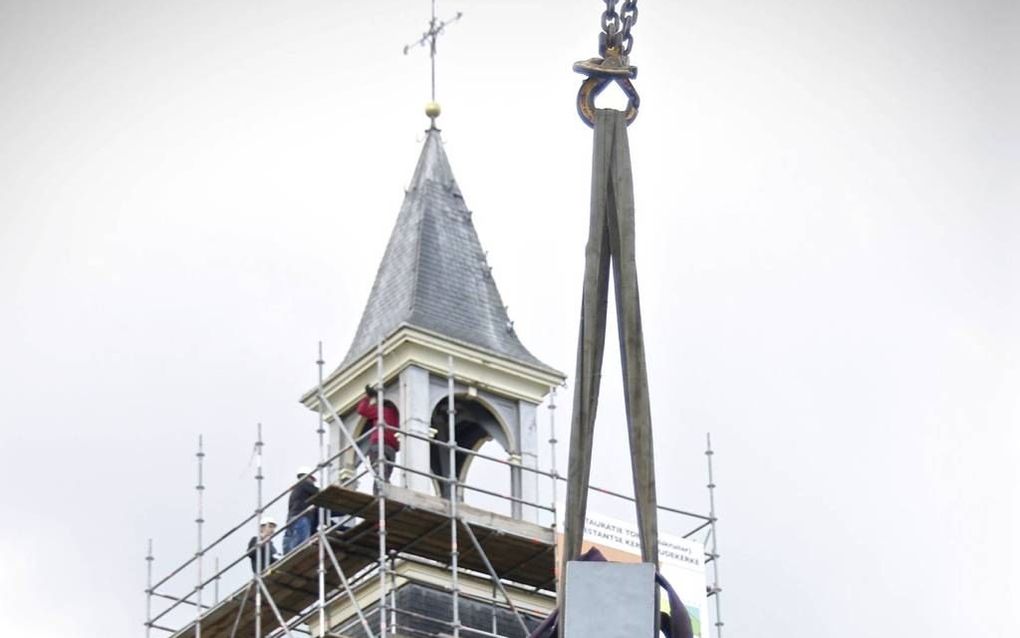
166, 484, 556, 638
312, 483, 557, 590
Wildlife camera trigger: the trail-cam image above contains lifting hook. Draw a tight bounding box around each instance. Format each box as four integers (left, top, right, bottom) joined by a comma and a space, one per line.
572, 49, 639, 128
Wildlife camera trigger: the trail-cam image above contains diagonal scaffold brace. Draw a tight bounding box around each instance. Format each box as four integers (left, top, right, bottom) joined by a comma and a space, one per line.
560, 108, 659, 584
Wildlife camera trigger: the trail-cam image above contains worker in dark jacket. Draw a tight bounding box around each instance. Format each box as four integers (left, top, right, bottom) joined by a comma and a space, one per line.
282, 467, 318, 553
247, 517, 280, 573
357, 386, 401, 484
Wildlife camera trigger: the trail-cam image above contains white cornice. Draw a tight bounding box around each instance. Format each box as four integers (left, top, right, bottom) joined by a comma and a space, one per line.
300, 325, 566, 416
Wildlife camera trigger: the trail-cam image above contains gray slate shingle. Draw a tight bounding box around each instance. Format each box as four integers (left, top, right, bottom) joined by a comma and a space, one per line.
338, 130, 556, 375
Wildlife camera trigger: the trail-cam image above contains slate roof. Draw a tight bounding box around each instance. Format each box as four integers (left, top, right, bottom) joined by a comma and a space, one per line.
337, 130, 559, 376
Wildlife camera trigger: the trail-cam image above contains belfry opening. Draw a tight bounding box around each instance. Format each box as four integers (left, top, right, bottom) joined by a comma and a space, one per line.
429, 395, 512, 500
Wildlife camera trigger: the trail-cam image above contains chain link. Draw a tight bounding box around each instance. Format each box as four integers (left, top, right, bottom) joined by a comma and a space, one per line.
599, 0, 638, 57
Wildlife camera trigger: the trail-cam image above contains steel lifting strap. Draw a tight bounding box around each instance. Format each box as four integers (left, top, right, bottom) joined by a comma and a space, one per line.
561, 108, 659, 579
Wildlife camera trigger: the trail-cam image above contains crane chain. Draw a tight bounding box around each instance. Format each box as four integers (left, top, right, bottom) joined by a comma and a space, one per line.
599, 0, 639, 57
574, 0, 640, 127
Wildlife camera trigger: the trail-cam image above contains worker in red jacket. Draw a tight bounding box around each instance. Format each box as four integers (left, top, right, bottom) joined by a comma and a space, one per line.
358, 386, 401, 484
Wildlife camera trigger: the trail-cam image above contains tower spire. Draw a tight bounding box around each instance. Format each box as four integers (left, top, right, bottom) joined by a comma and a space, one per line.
403, 1, 463, 128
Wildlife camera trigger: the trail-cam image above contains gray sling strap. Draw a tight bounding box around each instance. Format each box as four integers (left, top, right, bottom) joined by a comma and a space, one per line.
561, 108, 659, 582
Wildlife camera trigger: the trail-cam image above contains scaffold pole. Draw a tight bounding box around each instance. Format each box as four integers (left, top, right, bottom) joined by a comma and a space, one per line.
491, 578, 497, 636
195, 435, 205, 638
145, 538, 153, 638
255, 423, 264, 638
389, 551, 398, 632
316, 343, 327, 637
376, 341, 388, 637
448, 354, 460, 638
548, 387, 559, 528
706, 432, 724, 638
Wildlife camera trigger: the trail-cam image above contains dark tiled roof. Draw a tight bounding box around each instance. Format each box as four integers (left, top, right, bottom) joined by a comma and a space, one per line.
338, 130, 557, 375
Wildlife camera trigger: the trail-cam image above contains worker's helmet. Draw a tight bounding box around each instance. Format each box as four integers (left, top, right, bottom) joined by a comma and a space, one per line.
260, 516, 278, 527
296, 465, 316, 480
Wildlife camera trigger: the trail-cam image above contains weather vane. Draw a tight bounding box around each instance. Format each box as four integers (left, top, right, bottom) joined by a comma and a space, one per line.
403, 0, 463, 128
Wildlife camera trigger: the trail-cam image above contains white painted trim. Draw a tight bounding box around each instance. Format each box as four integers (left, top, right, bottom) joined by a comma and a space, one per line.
301, 325, 565, 416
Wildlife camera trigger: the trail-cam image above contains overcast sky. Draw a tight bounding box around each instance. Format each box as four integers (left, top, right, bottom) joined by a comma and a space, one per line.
1, 0, 1017, 636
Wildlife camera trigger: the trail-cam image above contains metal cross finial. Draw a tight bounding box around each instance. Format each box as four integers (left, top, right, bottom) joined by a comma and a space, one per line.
403, 0, 463, 127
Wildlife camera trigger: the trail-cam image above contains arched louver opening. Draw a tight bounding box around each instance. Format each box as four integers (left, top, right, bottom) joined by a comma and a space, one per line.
429, 395, 512, 500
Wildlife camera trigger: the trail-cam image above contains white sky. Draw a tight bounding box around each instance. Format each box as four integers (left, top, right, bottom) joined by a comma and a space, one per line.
1, 0, 1017, 636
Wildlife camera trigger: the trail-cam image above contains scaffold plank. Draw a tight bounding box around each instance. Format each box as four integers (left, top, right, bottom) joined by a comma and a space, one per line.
312, 484, 557, 590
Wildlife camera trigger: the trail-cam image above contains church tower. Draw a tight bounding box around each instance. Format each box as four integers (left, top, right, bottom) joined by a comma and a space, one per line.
297, 121, 564, 637
301, 126, 563, 517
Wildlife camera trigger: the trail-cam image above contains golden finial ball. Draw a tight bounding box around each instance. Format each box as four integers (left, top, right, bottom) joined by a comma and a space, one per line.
425, 101, 442, 119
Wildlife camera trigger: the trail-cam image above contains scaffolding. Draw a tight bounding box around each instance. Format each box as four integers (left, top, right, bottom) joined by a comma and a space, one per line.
144, 349, 725, 638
